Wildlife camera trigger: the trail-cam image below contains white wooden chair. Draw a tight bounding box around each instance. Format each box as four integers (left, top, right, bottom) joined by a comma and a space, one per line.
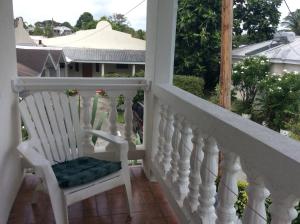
17, 91, 132, 224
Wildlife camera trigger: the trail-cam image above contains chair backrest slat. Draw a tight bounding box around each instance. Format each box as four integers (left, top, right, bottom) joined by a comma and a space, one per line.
59, 93, 77, 159
69, 96, 83, 157
19, 100, 45, 157
20, 91, 83, 164
24, 95, 54, 162
50, 92, 73, 161
42, 92, 66, 161
33, 93, 60, 162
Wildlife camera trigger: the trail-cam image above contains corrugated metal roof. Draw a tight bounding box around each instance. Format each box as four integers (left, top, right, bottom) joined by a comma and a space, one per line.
63, 47, 145, 63
232, 37, 300, 64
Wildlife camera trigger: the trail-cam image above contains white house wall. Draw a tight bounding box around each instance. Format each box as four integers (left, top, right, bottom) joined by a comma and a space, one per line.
0, 0, 23, 222
67, 62, 145, 77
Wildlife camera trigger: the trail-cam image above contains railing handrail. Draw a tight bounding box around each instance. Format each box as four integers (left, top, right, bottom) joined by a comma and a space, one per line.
153, 83, 300, 195
12, 77, 149, 92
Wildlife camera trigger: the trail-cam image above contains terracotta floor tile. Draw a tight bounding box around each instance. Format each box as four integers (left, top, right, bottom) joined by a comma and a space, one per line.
7, 166, 179, 224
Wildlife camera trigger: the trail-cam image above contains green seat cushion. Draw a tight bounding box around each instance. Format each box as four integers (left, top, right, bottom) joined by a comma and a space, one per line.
52, 157, 121, 189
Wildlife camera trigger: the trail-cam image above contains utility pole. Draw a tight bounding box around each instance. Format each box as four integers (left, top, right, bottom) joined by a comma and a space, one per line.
219, 0, 233, 109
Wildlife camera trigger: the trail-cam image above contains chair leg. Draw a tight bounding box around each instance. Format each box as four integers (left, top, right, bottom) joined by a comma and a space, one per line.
48, 190, 69, 224
32, 178, 43, 205
123, 168, 133, 217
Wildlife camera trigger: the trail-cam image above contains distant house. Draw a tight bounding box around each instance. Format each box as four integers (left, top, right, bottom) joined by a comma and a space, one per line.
232, 32, 300, 74
16, 46, 67, 77
53, 26, 73, 36
43, 21, 146, 77
14, 17, 36, 46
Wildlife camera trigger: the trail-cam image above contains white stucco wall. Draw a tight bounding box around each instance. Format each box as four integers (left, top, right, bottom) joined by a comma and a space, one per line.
0, 0, 23, 223
67, 62, 145, 77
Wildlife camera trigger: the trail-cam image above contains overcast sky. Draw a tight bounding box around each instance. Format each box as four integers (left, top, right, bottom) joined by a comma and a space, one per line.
12, 0, 147, 30
12, 0, 300, 31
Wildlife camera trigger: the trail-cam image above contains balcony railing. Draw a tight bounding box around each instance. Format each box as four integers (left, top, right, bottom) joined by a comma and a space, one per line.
12, 77, 300, 223
151, 84, 300, 223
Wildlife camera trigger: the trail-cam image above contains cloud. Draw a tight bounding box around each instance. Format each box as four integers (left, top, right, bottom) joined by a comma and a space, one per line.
12, 0, 147, 30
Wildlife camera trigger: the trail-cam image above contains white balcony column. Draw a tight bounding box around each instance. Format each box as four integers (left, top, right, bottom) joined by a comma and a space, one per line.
166, 114, 183, 185
132, 64, 136, 77
154, 104, 167, 163
64, 63, 68, 77
270, 192, 298, 224
101, 63, 105, 77
160, 106, 174, 177
242, 174, 269, 224
106, 91, 119, 151
183, 128, 204, 213
80, 91, 94, 153
216, 151, 240, 224
196, 137, 219, 223
124, 91, 136, 151
56, 65, 61, 77
45, 68, 50, 77
144, 0, 178, 178
174, 119, 192, 205
0, 0, 23, 222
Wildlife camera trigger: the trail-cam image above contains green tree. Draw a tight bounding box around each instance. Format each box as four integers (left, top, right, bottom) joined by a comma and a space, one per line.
233, 0, 282, 45
32, 26, 44, 35
282, 9, 300, 35
44, 24, 54, 37
61, 21, 73, 30
232, 56, 270, 114
174, 0, 222, 91
75, 12, 95, 30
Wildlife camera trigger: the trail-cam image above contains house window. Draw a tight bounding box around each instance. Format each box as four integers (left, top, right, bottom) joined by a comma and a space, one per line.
75, 63, 79, 72
96, 63, 100, 72
116, 64, 129, 69
60, 63, 65, 68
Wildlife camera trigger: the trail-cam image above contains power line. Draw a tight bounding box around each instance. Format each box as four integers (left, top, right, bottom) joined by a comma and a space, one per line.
56, 0, 146, 45
283, 0, 292, 15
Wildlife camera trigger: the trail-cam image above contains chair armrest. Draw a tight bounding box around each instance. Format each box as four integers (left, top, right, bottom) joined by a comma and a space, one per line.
18, 140, 59, 187
86, 129, 127, 145
85, 129, 128, 163
17, 140, 50, 168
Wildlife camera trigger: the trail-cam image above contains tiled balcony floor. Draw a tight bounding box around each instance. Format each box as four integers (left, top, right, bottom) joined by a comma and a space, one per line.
8, 166, 179, 224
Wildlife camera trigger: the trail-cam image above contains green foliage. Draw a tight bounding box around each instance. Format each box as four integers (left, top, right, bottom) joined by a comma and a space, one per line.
233, 0, 282, 45
75, 12, 95, 30
90, 94, 108, 144
255, 71, 300, 131
44, 24, 54, 38
232, 56, 271, 114
282, 9, 300, 35
175, 0, 221, 90
32, 26, 44, 36
61, 21, 73, 30
235, 181, 248, 218
173, 75, 205, 97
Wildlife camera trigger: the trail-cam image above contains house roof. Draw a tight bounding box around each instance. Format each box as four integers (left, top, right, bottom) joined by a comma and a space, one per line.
63, 47, 145, 64
232, 36, 300, 65
43, 21, 145, 51
16, 46, 66, 76
14, 17, 36, 46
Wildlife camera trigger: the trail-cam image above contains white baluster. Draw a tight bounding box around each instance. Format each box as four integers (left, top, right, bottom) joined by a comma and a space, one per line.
106, 91, 119, 151
154, 104, 167, 163
166, 114, 183, 185
81, 91, 94, 153
270, 192, 298, 224
124, 91, 136, 151
160, 106, 174, 178
183, 128, 204, 213
242, 175, 269, 224
174, 119, 192, 205
196, 137, 219, 223
216, 152, 240, 224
